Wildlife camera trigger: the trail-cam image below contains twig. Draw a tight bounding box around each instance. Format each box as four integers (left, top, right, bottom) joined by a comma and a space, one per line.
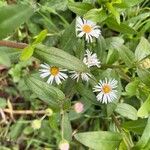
3, 109, 46, 115
0, 40, 28, 49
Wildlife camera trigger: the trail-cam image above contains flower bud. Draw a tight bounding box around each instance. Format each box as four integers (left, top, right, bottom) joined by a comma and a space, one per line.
31, 119, 41, 130
74, 102, 84, 113
140, 58, 150, 69
59, 140, 69, 150
45, 108, 53, 116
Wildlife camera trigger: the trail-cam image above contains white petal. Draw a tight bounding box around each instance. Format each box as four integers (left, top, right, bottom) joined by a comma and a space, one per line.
77, 31, 85, 37
40, 64, 49, 69
39, 69, 49, 73
86, 20, 96, 26
40, 72, 50, 78
102, 94, 108, 104
85, 33, 90, 42
47, 75, 54, 84
55, 76, 62, 85
76, 17, 83, 26
58, 72, 68, 80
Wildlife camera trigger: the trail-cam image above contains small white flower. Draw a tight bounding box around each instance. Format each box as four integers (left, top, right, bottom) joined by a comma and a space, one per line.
39, 63, 68, 85
93, 78, 118, 104
70, 71, 91, 82
83, 49, 101, 68
76, 17, 101, 42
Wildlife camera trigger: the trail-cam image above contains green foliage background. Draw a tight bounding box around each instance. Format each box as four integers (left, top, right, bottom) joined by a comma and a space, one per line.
0, 0, 150, 149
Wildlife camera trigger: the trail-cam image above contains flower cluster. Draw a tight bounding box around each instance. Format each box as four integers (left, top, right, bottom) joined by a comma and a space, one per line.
39, 17, 118, 104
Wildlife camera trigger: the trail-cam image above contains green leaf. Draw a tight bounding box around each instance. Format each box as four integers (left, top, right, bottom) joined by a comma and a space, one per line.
0, 4, 33, 39
0, 51, 11, 67
0, 47, 21, 63
125, 79, 140, 96
49, 113, 60, 132
119, 0, 145, 7
122, 119, 147, 134
84, 9, 107, 23
106, 49, 119, 64
135, 37, 150, 61
60, 20, 77, 53
133, 117, 150, 150
43, 0, 68, 11
8, 64, 22, 83
117, 45, 135, 68
20, 46, 34, 61
34, 44, 88, 72
106, 37, 124, 50
137, 95, 150, 118
115, 103, 138, 120
20, 30, 48, 61
0, 98, 7, 108
68, 2, 93, 16
76, 83, 98, 105
9, 118, 25, 140
62, 112, 72, 141
106, 2, 120, 24
106, 17, 136, 34
94, 36, 107, 63
24, 76, 65, 109
74, 131, 122, 150
33, 29, 48, 45
112, 0, 122, 4
107, 102, 117, 117
137, 68, 150, 86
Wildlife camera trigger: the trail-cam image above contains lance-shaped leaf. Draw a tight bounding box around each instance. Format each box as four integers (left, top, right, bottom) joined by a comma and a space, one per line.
20, 45, 34, 61
137, 95, 150, 118
106, 2, 120, 24
0, 4, 33, 39
106, 17, 136, 34
117, 45, 135, 68
122, 119, 147, 134
34, 44, 88, 72
137, 68, 150, 86
20, 30, 48, 61
60, 20, 77, 53
24, 76, 65, 109
135, 37, 150, 62
68, 2, 93, 16
74, 131, 122, 150
84, 9, 107, 23
115, 103, 138, 120
132, 117, 150, 149
62, 112, 72, 141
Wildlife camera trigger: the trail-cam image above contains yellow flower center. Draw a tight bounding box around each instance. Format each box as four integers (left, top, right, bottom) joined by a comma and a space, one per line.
50, 66, 59, 76
82, 24, 92, 33
102, 84, 112, 94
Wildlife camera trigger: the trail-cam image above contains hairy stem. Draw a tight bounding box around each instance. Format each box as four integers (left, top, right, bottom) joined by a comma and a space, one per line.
0, 40, 28, 49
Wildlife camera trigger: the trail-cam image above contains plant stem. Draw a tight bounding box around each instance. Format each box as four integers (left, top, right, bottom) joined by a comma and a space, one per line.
0, 40, 27, 49
3, 109, 46, 115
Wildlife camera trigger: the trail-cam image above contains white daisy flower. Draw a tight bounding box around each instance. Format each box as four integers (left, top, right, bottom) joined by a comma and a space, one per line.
39, 63, 68, 85
76, 17, 101, 43
70, 71, 91, 82
93, 78, 118, 104
83, 49, 101, 68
